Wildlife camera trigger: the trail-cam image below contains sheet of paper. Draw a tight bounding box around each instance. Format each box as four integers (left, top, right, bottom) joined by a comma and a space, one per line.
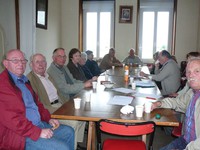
133, 92, 162, 99
112, 87, 134, 94
107, 95, 133, 105
134, 80, 155, 87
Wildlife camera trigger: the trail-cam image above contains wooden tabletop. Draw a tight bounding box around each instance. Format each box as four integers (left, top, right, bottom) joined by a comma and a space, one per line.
52, 66, 179, 127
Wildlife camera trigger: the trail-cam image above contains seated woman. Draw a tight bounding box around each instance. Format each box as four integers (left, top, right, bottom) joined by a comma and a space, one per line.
67, 48, 87, 81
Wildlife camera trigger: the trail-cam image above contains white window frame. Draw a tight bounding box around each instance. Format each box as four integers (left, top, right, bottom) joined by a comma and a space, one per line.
138, 0, 174, 62
83, 1, 114, 58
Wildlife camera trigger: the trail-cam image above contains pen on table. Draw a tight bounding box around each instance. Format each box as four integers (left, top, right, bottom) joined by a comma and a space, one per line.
146, 97, 156, 100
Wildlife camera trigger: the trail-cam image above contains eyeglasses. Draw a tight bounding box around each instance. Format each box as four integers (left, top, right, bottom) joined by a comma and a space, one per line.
34, 60, 46, 65
57, 55, 67, 59
6, 59, 28, 64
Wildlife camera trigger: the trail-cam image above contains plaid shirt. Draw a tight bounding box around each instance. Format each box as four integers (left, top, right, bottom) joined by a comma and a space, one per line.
184, 90, 200, 143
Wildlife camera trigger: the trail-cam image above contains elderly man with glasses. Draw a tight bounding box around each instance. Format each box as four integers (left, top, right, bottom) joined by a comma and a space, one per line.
0, 49, 74, 150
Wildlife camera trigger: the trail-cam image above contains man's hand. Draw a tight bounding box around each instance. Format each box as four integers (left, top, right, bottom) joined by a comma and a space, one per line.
49, 119, 60, 130
84, 80, 92, 88
151, 101, 162, 111
168, 93, 178, 98
92, 76, 98, 81
40, 129, 53, 139
140, 71, 147, 77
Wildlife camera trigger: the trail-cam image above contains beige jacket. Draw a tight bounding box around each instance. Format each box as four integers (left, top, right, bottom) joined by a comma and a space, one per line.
27, 71, 60, 113
161, 88, 200, 149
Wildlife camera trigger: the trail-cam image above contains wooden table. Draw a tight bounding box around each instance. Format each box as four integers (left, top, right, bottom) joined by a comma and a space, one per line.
52, 67, 179, 150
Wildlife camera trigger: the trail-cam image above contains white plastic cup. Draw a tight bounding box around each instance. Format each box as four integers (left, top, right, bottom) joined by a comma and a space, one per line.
144, 102, 152, 113
130, 77, 134, 83
148, 75, 152, 80
85, 93, 91, 102
105, 74, 108, 81
135, 105, 144, 118
92, 81, 97, 89
131, 82, 136, 90
74, 98, 81, 109
112, 66, 115, 69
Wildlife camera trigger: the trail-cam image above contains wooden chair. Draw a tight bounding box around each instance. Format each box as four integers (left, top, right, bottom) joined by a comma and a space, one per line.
96, 119, 156, 150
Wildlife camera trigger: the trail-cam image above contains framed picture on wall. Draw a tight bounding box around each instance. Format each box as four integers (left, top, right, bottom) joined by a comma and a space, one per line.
36, 0, 48, 29
119, 5, 133, 23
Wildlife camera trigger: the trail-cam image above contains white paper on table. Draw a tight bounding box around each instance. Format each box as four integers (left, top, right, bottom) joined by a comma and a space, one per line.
107, 95, 133, 105
112, 87, 134, 94
134, 80, 155, 87
133, 92, 162, 99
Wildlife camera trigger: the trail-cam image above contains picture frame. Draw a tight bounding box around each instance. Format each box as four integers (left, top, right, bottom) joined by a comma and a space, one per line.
119, 5, 133, 23
36, 0, 48, 29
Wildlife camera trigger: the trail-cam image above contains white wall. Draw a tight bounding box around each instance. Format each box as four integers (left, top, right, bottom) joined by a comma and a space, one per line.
175, 0, 200, 63
115, 0, 138, 62
0, 0, 16, 51
36, 0, 61, 68
19, 0, 36, 74
36, 0, 79, 66
61, 0, 79, 55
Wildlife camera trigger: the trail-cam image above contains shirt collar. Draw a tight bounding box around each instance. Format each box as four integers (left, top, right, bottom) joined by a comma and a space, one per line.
54, 62, 63, 69
35, 72, 49, 79
192, 89, 200, 94
8, 71, 28, 84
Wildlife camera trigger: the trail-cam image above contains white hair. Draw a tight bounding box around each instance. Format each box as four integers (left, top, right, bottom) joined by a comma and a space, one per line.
81, 52, 87, 59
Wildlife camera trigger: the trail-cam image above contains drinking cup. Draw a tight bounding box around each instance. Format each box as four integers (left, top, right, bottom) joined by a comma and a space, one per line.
85, 93, 91, 102
92, 81, 97, 89
135, 105, 144, 117
144, 102, 152, 113
130, 77, 134, 83
131, 82, 136, 90
74, 98, 81, 109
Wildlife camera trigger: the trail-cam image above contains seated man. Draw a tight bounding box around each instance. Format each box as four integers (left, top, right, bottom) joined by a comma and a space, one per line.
85, 50, 102, 76
152, 58, 200, 150
99, 48, 122, 71
47, 48, 92, 100
79, 52, 97, 80
122, 48, 143, 66
27, 53, 86, 149
0, 49, 74, 150
140, 50, 181, 96
169, 51, 200, 98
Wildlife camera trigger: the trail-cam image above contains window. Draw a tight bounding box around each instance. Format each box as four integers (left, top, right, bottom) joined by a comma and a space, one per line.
83, 1, 114, 58
138, 0, 174, 61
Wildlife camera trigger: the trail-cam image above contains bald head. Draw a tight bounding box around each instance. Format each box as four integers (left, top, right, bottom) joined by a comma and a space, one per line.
186, 58, 200, 90
129, 49, 135, 57
52, 48, 67, 66
109, 48, 115, 57
3, 49, 27, 77
30, 53, 47, 76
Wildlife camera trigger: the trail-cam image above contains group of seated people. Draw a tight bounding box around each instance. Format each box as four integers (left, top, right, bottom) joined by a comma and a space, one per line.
1, 47, 200, 150
0, 47, 144, 150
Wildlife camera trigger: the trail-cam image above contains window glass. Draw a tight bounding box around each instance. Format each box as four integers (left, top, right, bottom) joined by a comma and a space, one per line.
83, 1, 114, 58
139, 0, 174, 61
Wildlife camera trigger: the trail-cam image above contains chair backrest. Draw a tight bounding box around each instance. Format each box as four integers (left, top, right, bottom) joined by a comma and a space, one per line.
96, 119, 156, 150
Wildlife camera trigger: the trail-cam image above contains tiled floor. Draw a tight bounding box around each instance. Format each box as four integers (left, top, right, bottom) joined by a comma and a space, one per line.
78, 125, 176, 150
